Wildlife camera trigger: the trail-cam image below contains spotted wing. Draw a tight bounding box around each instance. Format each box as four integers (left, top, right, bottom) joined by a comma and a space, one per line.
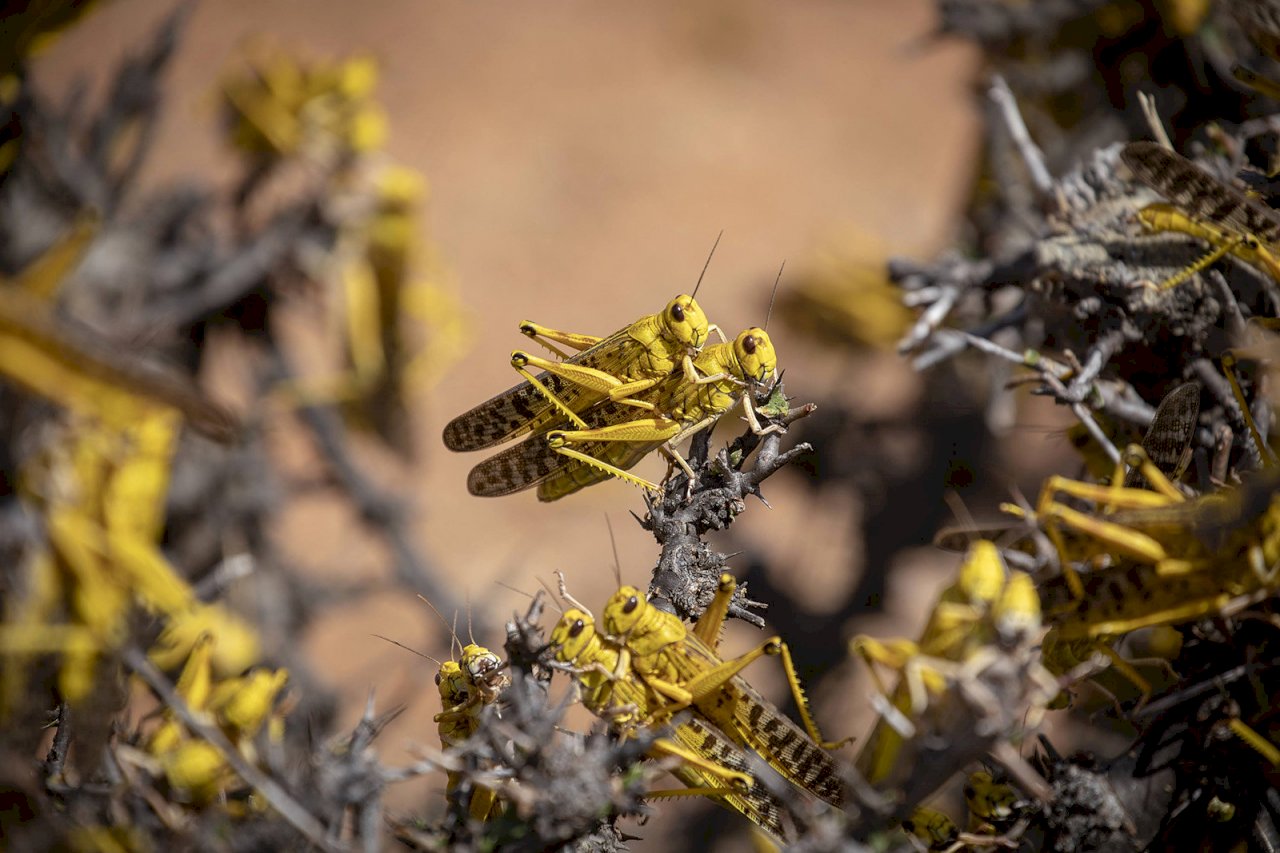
466, 397, 662, 498
443, 326, 646, 452
678, 634, 847, 808
665, 714, 793, 842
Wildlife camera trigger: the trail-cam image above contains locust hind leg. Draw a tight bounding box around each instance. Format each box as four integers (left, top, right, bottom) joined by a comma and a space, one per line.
694, 577, 852, 749
518, 321, 602, 359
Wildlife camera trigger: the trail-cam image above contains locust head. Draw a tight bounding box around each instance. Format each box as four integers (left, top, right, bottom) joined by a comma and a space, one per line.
602, 586, 688, 653
991, 570, 1041, 646
956, 540, 1007, 608
550, 608, 599, 664
435, 660, 470, 711
731, 327, 777, 385
460, 643, 508, 702
662, 294, 711, 350
602, 585, 650, 638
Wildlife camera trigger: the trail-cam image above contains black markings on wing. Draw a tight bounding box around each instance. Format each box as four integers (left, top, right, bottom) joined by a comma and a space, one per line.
725, 678, 845, 808
442, 330, 642, 452
1121, 142, 1280, 244
1125, 382, 1200, 488
676, 635, 846, 808
466, 434, 564, 497
668, 715, 792, 841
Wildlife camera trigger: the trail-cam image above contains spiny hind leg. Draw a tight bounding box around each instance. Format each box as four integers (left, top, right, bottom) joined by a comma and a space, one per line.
548, 417, 681, 448
692, 574, 737, 649
1222, 351, 1277, 467
549, 445, 660, 492
519, 321, 602, 359
772, 638, 855, 749
511, 349, 667, 409
690, 576, 851, 747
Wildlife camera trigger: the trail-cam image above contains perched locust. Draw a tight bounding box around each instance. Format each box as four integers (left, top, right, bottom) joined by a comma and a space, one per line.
1123, 141, 1280, 287
1029, 456, 1280, 640
443, 294, 717, 452
434, 643, 508, 821
549, 604, 793, 841
851, 541, 1010, 784
600, 575, 849, 810
466, 327, 778, 500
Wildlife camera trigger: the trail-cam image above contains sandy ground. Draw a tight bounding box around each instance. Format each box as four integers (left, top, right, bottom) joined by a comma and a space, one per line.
37, 1, 989, 846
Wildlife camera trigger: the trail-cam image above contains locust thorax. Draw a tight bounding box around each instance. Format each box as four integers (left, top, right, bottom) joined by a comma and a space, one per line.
601, 586, 647, 637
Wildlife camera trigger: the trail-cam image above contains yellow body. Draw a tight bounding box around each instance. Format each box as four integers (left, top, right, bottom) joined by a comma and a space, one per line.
852, 541, 1009, 784
600, 576, 847, 808
434, 644, 508, 821
549, 608, 791, 841
1017, 453, 1280, 639
466, 327, 778, 500
444, 294, 714, 452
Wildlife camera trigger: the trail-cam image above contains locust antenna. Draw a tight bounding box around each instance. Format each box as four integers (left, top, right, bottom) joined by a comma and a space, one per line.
450, 612, 462, 659
496, 580, 535, 599
465, 588, 477, 646
692, 230, 724, 299
606, 515, 623, 587
764, 260, 784, 331
556, 570, 593, 618
417, 594, 463, 659
372, 634, 443, 667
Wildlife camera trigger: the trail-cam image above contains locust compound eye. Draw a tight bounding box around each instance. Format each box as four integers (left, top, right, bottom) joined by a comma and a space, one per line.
434, 673, 442, 686
623, 594, 639, 614
569, 618, 585, 638
671, 303, 685, 322
743, 334, 757, 354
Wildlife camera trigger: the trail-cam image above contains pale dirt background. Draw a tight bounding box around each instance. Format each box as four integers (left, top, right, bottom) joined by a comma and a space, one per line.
31, 2, 1068, 847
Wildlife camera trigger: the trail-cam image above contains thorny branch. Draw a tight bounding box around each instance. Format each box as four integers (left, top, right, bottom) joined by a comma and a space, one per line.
640, 382, 815, 625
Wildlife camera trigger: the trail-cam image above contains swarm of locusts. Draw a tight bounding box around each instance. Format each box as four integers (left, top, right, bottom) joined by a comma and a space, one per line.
8, 2, 1280, 852
421, 3, 1280, 851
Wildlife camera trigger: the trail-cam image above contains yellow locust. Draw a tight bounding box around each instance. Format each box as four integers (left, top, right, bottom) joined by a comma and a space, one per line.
466, 327, 778, 500
434, 643, 508, 821
1122, 141, 1280, 287
600, 575, 849, 809
1029, 461, 1280, 640
443, 294, 717, 452
850, 541, 1011, 784
549, 605, 793, 841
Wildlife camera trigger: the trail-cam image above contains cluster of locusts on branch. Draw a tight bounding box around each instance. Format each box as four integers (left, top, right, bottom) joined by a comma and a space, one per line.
4, 2, 1280, 852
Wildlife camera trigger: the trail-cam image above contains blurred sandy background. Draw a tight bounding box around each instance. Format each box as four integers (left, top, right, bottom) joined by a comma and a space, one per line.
35, 1, 998, 846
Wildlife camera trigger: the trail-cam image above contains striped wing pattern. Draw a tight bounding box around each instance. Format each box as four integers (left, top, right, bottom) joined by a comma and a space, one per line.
442, 328, 645, 452
577, 642, 793, 840
1121, 142, 1280, 244
465, 396, 668, 498
666, 714, 792, 842
671, 633, 846, 808
465, 354, 748, 499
